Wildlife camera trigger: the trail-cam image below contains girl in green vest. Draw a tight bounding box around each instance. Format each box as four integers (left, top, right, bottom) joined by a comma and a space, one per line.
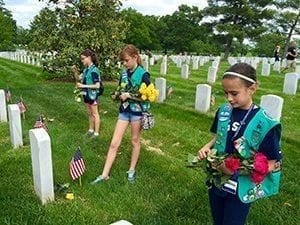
76, 49, 101, 138
198, 63, 282, 225
91, 44, 151, 184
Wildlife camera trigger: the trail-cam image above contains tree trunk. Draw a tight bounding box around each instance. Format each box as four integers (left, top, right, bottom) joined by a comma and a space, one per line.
224, 36, 233, 60
281, 11, 300, 60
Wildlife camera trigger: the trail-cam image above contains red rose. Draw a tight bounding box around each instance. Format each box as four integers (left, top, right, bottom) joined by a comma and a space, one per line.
251, 171, 266, 184
253, 153, 269, 175
224, 156, 240, 172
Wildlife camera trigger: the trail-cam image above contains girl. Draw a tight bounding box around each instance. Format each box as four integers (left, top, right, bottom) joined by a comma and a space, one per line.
198, 63, 282, 225
76, 49, 101, 138
91, 44, 151, 183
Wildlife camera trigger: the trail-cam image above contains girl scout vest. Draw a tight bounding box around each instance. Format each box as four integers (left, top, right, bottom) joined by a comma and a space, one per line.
120, 66, 150, 112
83, 65, 100, 100
214, 103, 282, 203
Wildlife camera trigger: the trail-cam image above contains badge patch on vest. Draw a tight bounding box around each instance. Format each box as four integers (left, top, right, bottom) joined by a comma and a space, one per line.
242, 184, 265, 202
233, 136, 247, 158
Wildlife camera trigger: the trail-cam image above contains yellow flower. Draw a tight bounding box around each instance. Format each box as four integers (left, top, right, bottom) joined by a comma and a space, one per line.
141, 95, 147, 101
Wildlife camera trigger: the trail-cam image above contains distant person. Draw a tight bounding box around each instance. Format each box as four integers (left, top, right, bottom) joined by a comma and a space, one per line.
282, 41, 297, 72
91, 44, 152, 184
274, 45, 280, 62
76, 49, 101, 138
197, 63, 282, 225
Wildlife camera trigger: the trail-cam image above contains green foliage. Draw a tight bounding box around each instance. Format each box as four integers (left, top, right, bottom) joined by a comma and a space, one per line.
204, 0, 276, 58
29, 0, 128, 80
252, 33, 286, 57
0, 0, 17, 51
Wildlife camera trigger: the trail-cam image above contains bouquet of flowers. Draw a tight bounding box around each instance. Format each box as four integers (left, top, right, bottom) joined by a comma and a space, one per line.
187, 149, 270, 188
111, 82, 159, 102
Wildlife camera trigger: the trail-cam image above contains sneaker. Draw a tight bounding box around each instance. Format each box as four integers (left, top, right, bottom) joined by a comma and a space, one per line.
90, 134, 99, 139
126, 170, 136, 183
90, 175, 108, 184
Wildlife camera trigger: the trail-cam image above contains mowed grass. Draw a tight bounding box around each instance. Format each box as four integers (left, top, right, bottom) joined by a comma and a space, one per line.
0, 57, 299, 225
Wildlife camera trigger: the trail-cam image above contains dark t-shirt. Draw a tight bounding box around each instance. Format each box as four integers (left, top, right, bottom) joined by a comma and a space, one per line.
210, 105, 281, 161
119, 68, 151, 115
286, 47, 297, 60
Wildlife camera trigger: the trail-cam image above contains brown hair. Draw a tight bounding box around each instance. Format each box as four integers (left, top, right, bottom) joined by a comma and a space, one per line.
80, 49, 99, 67
119, 44, 142, 66
223, 63, 257, 87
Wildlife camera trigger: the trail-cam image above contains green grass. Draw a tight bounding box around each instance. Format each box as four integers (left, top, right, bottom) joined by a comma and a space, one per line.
0, 57, 299, 225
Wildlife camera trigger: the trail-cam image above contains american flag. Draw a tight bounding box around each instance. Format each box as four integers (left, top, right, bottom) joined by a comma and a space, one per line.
69, 148, 86, 180
17, 100, 26, 113
33, 116, 48, 132
5, 89, 12, 103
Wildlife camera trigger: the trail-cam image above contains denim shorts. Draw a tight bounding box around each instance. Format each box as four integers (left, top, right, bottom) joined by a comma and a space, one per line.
118, 112, 142, 122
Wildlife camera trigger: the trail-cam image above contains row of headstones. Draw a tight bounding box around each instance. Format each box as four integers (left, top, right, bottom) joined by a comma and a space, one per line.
0, 50, 43, 67
0, 91, 139, 224
154, 72, 298, 114
0, 90, 54, 204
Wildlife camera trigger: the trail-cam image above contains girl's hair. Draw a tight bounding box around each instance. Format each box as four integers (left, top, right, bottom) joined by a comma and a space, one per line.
223, 63, 257, 87
119, 44, 142, 66
80, 49, 99, 67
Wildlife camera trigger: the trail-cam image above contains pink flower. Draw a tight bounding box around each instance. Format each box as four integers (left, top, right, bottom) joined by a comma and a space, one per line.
251, 171, 266, 184
251, 152, 269, 184
224, 156, 240, 172
253, 153, 269, 175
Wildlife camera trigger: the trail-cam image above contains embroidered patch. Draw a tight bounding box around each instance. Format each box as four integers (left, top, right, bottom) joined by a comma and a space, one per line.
242, 184, 265, 202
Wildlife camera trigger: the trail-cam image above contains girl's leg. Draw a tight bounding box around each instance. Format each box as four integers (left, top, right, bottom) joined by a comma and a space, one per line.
209, 186, 225, 225
129, 120, 142, 171
222, 194, 251, 225
101, 119, 129, 178
85, 103, 94, 131
90, 104, 100, 134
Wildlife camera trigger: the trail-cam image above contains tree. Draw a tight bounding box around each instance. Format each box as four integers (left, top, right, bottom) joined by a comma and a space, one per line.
203, 0, 275, 59
273, 0, 300, 59
30, 0, 127, 80
159, 4, 205, 53
252, 33, 286, 57
0, 0, 17, 50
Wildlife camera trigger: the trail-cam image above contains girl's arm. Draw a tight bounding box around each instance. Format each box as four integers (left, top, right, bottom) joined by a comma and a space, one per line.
77, 82, 100, 89
198, 135, 216, 160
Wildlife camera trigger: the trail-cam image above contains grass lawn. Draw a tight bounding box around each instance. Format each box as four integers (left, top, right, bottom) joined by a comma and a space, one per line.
0, 57, 299, 225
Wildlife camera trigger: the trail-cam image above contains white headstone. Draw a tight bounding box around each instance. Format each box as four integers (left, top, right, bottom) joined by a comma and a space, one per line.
155, 78, 166, 103
0, 90, 7, 122
207, 66, 217, 83
195, 84, 211, 112
260, 95, 283, 121
110, 220, 133, 225
296, 64, 300, 74
192, 57, 199, 70
160, 61, 167, 76
261, 63, 270, 76
181, 64, 189, 79
273, 61, 281, 72
283, 73, 298, 95
29, 128, 54, 204
142, 58, 149, 72
149, 57, 154, 66
8, 104, 23, 148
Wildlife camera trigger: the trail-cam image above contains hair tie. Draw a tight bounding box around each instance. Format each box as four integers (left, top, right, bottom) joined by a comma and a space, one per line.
223, 71, 256, 83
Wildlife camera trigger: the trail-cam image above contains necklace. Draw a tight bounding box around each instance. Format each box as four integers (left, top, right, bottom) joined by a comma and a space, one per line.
231, 104, 254, 141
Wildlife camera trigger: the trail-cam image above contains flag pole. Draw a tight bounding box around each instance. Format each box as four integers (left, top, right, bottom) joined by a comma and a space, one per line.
79, 176, 82, 187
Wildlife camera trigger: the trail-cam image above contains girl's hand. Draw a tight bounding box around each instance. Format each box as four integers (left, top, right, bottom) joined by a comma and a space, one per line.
76, 82, 83, 88
215, 162, 234, 175
198, 147, 211, 160
119, 92, 131, 101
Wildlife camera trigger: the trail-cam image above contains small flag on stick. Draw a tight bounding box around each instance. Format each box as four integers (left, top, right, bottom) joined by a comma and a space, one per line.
33, 115, 48, 132
69, 148, 86, 183
17, 97, 26, 119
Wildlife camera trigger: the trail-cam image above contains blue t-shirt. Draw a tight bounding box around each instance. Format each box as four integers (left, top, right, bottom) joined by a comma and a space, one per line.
210, 105, 282, 161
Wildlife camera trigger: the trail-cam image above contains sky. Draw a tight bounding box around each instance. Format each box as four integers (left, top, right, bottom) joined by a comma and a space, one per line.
4, 0, 208, 28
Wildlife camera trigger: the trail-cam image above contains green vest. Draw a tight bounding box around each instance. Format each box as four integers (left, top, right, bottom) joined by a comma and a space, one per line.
120, 66, 150, 112
83, 65, 100, 100
214, 103, 282, 203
